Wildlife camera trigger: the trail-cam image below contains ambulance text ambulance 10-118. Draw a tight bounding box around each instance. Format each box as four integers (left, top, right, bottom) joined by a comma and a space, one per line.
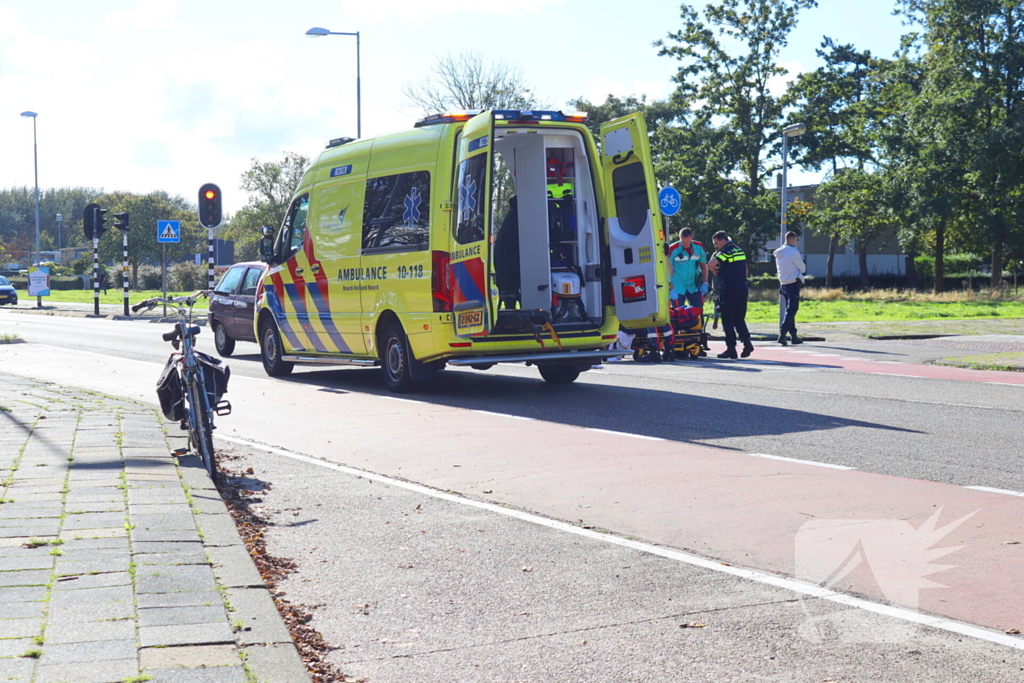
254, 109, 670, 391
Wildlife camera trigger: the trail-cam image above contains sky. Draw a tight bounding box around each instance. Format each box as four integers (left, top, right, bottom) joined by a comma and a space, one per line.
0, 0, 910, 218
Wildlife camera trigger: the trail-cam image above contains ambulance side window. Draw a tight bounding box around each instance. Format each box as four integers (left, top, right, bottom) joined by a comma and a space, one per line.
611, 164, 649, 237
277, 194, 310, 261
362, 171, 431, 252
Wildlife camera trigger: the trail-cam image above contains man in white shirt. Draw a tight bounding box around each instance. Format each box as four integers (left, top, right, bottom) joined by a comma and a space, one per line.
773, 231, 806, 345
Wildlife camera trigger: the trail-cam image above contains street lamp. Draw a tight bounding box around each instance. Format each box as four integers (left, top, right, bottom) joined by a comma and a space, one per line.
306, 26, 361, 139
56, 213, 62, 253
779, 122, 806, 332
20, 111, 42, 308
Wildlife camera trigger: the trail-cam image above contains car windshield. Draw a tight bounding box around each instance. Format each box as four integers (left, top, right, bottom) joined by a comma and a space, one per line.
0, 276, 9, 286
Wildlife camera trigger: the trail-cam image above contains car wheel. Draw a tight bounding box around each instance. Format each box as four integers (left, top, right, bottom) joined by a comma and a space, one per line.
381, 323, 414, 393
259, 319, 293, 377
538, 364, 581, 384
213, 322, 235, 357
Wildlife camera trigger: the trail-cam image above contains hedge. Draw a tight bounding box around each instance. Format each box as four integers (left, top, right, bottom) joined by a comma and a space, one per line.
7, 275, 87, 291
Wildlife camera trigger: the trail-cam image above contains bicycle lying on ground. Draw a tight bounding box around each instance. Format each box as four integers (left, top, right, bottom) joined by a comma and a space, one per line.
132, 291, 231, 487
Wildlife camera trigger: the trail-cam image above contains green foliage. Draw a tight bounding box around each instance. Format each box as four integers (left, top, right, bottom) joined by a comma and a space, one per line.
223, 152, 309, 262
8, 275, 85, 291
913, 253, 985, 278
168, 261, 207, 292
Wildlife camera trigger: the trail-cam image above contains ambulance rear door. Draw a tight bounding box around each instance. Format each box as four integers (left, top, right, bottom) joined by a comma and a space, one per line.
599, 113, 669, 329
451, 110, 495, 337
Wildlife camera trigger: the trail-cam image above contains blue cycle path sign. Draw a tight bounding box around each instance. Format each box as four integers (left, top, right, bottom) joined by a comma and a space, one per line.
659, 187, 681, 217
157, 220, 181, 243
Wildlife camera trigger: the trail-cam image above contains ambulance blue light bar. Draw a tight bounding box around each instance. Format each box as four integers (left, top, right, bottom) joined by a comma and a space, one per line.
414, 110, 588, 128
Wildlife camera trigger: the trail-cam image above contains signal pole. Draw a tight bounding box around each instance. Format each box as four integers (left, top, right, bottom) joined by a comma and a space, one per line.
198, 184, 223, 289
114, 212, 131, 316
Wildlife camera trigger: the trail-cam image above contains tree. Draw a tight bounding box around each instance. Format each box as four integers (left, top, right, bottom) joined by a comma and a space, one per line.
896, 0, 1024, 288
223, 152, 309, 261
403, 51, 544, 114
657, 0, 818, 256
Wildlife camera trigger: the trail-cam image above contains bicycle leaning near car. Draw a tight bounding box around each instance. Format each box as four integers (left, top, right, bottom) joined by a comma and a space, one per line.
132, 290, 231, 487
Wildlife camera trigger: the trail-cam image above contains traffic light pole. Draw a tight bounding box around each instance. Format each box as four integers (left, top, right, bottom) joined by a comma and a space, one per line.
92, 236, 100, 316
122, 230, 130, 317
208, 228, 215, 290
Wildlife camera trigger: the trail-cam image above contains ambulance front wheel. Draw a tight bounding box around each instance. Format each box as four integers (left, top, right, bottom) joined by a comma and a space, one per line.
538, 364, 580, 385
260, 319, 294, 377
382, 323, 414, 393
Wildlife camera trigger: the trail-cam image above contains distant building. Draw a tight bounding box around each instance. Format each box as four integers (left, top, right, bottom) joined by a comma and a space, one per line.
766, 183, 907, 279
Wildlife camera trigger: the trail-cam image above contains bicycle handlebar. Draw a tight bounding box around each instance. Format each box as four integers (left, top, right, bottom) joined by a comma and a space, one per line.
131, 291, 210, 313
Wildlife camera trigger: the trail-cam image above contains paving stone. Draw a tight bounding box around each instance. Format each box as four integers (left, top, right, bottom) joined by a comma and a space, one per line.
53, 571, 131, 591
138, 604, 230, 628
0, 600, 45, 619
206, 545, 263, 589
62, 502, 124, 515
0, 524, 61, 538
146, 666, 247, 683
44, 617, 135, 644
225, 587, 292, 646
241, 643, 312, 683
0, 657, 35, 681
137, 591, 223, 609
55, 557, 130, 576
0, 569, 50, 587
132, 540, 203, 554
136, 564, 217, 594
0, 617, 42, 639
132, 512, 196, 531
192, 513, 243, 547
60, 537, 128, 552
136, 550, 208, 566
47, 585, 134, 621
0, 585, 47, 602
38, 638, 136, 664
188, 492, 229, 516
35, 658, 138, 683
138, 621, 235, 647
61, 512, 126, 531
132, 528, 203, 542
139, 643, 241, 670
0, 556, 54, 571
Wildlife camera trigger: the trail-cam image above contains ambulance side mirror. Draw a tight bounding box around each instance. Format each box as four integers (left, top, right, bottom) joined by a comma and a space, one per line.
259, 226, 276, 265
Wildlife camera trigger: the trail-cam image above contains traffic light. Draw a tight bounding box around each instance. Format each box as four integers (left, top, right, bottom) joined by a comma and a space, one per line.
198, 183, 222, 229
113, 212, 130, 232
82, 203, 108, 240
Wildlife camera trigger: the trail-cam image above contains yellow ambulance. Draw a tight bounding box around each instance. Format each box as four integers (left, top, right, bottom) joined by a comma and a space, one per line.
255, 109, 669, 391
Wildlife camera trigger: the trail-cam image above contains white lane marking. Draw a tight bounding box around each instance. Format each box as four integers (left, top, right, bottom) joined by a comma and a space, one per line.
871, 373, 922, 378
214, 433, 1024, 652
746, 453, 856, 471
965, 486, 1024, 498
377, 395, 427, 404
984, 382, 1024, 387
586, 428, 665, 442
473, 410, 532, 420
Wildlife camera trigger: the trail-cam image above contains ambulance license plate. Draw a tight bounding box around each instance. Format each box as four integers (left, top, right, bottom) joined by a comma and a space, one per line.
458, 310, 483, 328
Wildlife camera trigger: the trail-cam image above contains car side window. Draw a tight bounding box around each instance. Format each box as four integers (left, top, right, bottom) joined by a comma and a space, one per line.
277, 194, 310, 261
215, 266, 246, 295
241, 267, 262, 296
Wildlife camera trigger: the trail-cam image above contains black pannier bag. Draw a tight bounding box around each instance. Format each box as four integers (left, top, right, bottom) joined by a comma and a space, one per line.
156, 355, 185, 422
196, 351, 230, 405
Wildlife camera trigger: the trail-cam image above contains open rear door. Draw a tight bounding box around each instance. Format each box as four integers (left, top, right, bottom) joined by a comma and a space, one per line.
599, 113, 669, 329
451, 110, 495, 337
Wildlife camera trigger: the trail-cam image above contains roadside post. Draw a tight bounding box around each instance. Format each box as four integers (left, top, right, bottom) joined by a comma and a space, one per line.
198, 184, 223, 289
659, 186, 682, 303
114, 212, 130, 316
157, 219, 181, 318
83, 202, 108, 315
779, 123, 807, 333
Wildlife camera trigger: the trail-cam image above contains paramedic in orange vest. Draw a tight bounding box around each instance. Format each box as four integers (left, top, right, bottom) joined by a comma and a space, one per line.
669, 228, 709, 309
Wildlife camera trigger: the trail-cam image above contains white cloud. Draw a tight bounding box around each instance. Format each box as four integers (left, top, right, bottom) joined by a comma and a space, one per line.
0, 6, 25, 40
343, 0, 566, 20
768, 59, 805, 98
106, 0, 179, 32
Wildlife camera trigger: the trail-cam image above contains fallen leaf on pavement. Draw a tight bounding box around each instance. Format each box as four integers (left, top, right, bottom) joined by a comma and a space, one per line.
679, 622, 706, 629
1005, 628, 1020, 635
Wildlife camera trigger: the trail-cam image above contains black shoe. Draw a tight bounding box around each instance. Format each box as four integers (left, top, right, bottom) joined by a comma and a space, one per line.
741, 344, 754, 358
790, 336, 803, 345
775, 335, 788, 346
717, 348, 738, 359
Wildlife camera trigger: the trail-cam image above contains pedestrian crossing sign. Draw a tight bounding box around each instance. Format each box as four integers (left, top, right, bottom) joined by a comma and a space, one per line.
157, 220, 181, 243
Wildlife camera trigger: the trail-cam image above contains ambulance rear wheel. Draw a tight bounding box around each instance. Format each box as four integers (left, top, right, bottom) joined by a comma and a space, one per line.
260, 319, 294, 377
538, 364, 580, 385
382, 323, 414, 393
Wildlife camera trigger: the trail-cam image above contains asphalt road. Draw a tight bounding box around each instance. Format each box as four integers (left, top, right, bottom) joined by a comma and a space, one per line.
2, 309, 1023, 681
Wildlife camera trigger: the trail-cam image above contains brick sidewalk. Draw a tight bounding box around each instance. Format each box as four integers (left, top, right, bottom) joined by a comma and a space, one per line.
0, 373, 308, 683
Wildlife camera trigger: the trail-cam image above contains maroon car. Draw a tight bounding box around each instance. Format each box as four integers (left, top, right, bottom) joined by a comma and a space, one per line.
208, 261, 265, 356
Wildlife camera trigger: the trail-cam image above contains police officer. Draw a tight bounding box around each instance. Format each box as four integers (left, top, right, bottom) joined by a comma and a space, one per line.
707, 231, 753, 359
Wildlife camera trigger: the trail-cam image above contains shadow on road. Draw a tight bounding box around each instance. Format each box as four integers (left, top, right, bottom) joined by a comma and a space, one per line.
268, 364, 920, 445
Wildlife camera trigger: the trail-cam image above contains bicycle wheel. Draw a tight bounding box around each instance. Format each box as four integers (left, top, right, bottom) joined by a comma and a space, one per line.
186, 373, 220, 487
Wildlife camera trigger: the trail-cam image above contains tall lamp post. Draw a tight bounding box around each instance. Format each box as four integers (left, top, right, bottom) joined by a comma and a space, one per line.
20, 111, 42, 308
306, 26, 361, 139
56, 213, 62, 253
779, 122, 806, 328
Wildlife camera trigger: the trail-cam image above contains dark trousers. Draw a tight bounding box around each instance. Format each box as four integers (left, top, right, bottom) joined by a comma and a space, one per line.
780, 282, 801, 336
720, 289, 750, 349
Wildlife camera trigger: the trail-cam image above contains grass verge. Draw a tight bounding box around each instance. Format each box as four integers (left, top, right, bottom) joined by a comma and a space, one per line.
930, 352, 1024, 372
